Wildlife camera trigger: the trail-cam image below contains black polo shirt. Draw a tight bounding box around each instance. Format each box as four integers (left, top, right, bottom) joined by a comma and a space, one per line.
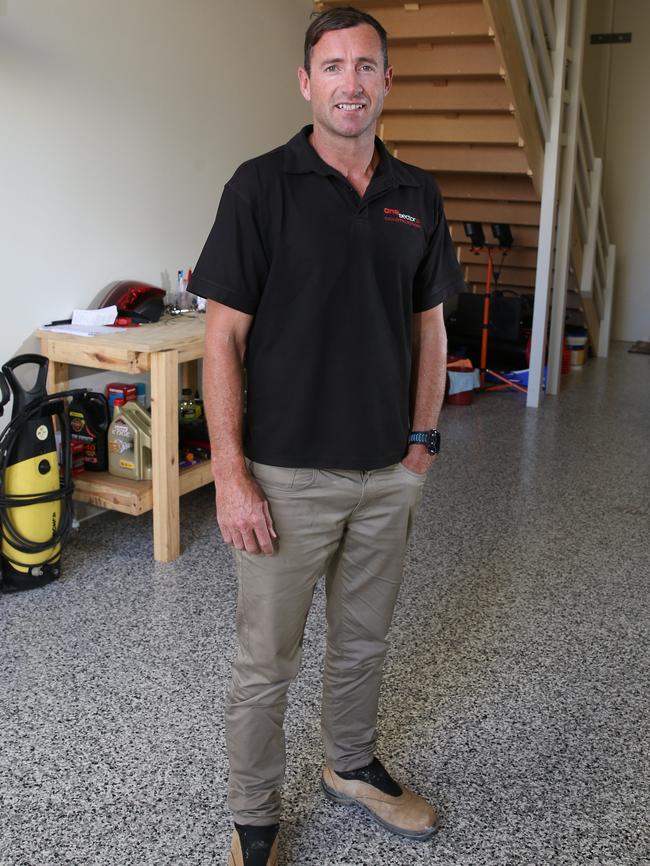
190, 125, 464, 470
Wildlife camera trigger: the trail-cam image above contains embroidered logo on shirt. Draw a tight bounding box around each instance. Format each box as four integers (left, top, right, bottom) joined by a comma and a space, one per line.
384, 208, 423, 229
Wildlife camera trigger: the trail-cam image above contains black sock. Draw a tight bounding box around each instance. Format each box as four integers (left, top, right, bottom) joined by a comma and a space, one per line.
234, 823, 279, 866
336, 757, 402, 797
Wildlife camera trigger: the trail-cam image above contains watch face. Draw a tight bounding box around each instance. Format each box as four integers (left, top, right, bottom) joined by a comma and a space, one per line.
428, 430, 441, 454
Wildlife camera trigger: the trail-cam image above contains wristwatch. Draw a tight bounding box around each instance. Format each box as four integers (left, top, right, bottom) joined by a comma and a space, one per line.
408, 429, 441, 455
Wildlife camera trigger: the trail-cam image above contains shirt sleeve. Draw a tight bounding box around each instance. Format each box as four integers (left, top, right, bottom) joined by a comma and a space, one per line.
189, 180, 269, 315
412, 188, 465, 313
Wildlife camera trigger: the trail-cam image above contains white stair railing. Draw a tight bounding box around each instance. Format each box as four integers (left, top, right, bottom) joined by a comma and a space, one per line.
521, 0, 569, 408
545, 0, 586, 395
508, 0, 616, 407
576, 97, 616, 358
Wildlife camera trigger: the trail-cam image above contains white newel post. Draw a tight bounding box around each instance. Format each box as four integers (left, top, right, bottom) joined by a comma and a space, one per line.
526, 0, 570, 408
546, 0, 587, 395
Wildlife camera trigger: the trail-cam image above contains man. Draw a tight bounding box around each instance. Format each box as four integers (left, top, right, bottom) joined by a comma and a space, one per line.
190, 7, 464, 865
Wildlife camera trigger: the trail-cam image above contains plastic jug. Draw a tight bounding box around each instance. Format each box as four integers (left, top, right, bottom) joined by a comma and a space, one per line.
108, 401, 142, 480
68, 391, 110, 471
120, 402, 152, 481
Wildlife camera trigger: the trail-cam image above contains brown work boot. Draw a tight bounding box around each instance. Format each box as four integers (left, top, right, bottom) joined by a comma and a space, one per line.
321, 758, 438, 841
227, 824, 279, 866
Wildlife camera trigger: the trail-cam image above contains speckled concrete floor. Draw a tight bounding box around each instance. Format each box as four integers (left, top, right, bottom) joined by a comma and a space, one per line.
1, 344, 648, 866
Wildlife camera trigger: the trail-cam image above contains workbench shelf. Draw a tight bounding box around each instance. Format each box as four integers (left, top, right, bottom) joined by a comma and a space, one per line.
72, 460, 213, 516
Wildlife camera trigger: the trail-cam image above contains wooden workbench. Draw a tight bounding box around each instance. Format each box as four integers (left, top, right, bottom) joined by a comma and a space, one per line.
37, 314, 211, 562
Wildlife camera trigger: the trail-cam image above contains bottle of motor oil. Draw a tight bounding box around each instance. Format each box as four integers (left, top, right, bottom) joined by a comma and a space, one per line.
120, 402, 152, 481
68, 392, 109, 472
108, 399, 142, 480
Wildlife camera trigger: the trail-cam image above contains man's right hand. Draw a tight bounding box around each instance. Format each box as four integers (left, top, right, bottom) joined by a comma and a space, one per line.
214, 468, 277, 555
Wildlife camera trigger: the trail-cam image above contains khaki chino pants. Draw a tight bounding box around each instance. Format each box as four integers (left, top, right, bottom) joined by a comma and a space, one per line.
225, 460, 426, 824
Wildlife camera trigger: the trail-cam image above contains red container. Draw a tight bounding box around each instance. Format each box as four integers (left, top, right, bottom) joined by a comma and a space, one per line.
105, 382, 137, 413
445, 359, 476, 405
447, 390, 474, 406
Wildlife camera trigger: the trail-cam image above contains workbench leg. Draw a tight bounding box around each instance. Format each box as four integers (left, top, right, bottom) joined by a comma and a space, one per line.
45, 359, 69, 395
41, 356, 69, 437
151, 349, 180, 561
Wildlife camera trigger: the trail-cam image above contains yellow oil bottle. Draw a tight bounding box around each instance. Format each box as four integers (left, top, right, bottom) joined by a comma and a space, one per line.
108, 399, 141, 479
107, 400, 152, 481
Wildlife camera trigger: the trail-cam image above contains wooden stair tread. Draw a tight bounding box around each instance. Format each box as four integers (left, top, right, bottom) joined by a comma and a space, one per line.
355, 2, 491, 41
316, 0, 479, 7
463, 263, 537, 287
382, 112, 520, 145
459, 245, 539, 268
444, 198, 540, 226
437, 172, 539, 202
392, 142, 530, 174
385, 79, 513, 113
387, 42, 501, 78
451, 224, 540, 247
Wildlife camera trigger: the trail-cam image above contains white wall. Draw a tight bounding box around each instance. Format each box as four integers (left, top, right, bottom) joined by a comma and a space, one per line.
582, 0, 612, 159
0, 0, 312, 368
583, 0, 650, 341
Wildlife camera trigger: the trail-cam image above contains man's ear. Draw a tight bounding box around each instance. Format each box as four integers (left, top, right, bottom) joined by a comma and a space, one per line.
384, 65, 394, 97
298, 67, 311, 102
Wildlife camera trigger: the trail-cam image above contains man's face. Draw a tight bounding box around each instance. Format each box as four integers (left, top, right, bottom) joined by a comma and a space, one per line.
298, 24, 392, 142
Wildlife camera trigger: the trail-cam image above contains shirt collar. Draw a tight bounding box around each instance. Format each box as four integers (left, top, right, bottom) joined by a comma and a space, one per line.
283, 125, 420, 189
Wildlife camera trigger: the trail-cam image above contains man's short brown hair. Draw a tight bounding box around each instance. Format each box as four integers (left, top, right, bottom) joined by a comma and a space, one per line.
303, 6, 389, 75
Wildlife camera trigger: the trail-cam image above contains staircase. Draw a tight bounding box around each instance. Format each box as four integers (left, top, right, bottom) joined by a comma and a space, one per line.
376, 2, 545, 304
313, 0, 615, 408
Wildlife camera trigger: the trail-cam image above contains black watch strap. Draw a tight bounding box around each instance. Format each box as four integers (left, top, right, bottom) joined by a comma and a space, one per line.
408, 429, 440, 455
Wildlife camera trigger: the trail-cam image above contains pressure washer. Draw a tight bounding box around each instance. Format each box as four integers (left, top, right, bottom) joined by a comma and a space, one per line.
0, 354, 90, 593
